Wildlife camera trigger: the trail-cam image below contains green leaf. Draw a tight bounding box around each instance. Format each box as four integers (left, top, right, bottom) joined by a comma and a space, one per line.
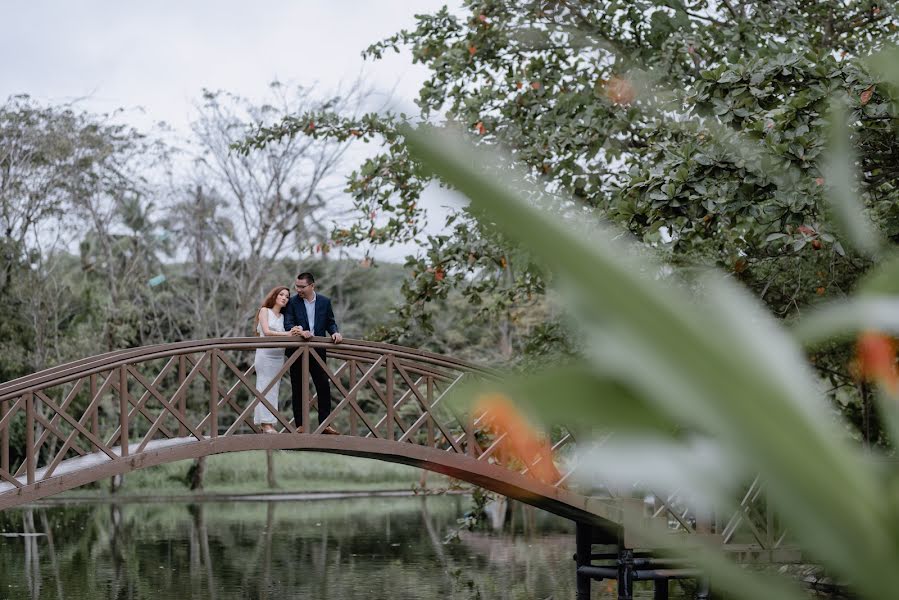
858, 253, 899, 297
626, 519, 809, 600
794, 298, 899, 345
864, 46, 899, 89
793, 251, 899, 347
403, 125, 899, 600
823, 98, 882, 257
454, 363, 681, 435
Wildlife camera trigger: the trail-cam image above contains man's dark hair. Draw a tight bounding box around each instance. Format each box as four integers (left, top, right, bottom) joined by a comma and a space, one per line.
296, 272, 315, 284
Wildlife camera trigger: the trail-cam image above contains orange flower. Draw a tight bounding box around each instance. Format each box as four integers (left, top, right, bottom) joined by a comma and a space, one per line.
475, 394, 561, 485
605, 77, 636, 105
857, 331, 899, 393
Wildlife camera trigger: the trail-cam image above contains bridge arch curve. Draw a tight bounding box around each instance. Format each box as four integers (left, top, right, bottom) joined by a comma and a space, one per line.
0, 337, 618, 536
0, 433, 613, 529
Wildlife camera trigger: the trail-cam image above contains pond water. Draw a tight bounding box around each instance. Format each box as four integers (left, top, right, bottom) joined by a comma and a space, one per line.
0, 495, 682, 599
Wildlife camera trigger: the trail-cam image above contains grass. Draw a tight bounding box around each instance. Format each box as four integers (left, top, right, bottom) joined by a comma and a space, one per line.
94, 494, 467, 530
60, 451, 454, 498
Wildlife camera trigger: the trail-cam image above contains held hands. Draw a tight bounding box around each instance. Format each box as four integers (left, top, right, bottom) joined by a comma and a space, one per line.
289, 327, 339, 342
289, 326, 314, 339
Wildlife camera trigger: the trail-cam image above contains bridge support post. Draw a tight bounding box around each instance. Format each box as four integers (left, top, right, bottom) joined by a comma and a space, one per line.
1, 398, 8, 475
575, 522, 592, 600
386, 355, 395, 441
119, 366, 128, 456
177, 356, 187, 437
617, 547, 634, 600
209, 350, 218, 438
301, 347, 310, 431
90, 374, 99, 436
25, 391, 34, 484
349, 361, 358, 436
654, 578, 669, 600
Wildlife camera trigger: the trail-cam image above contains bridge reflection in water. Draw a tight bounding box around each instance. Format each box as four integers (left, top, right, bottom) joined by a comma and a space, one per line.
0, 338, 796, 600
0, 496, 590, 600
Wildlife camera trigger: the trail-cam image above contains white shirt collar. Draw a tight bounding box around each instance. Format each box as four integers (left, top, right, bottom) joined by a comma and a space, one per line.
304, 292, 316, 305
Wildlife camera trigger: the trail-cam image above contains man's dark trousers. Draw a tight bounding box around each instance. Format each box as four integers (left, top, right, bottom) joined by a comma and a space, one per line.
288, 348, 331, 428
283, 291, 340, 429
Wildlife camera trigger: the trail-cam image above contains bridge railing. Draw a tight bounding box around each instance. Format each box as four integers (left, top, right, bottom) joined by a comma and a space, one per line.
0, 338, 577, 494
0, 338, 790, 557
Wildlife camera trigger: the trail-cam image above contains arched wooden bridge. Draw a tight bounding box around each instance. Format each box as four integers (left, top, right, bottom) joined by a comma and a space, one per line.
0, 339, 606, 518
0, 338, 796, 599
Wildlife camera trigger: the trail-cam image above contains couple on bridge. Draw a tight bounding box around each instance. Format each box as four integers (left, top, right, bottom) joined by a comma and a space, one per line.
253, 272, 343, 435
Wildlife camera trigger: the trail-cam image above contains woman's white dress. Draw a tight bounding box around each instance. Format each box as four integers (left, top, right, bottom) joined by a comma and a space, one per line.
254, 308, 285, 425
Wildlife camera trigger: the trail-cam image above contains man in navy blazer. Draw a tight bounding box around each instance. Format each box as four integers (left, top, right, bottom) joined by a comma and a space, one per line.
284, 272, 342, 434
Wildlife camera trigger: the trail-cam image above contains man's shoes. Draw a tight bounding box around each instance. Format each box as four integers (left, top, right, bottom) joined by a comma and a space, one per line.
321, 425, 341, 435
295, 426, 305, 434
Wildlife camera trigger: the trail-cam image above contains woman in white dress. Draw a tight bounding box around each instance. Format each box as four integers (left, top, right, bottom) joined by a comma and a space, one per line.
254, 286, 293, 433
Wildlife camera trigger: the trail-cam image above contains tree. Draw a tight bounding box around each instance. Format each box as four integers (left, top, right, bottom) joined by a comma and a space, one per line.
0, 95, 168, 371
240, 0, 899, 436
0, 95, 174, 490
183, 84, 366, 338
162, 183, 239, 339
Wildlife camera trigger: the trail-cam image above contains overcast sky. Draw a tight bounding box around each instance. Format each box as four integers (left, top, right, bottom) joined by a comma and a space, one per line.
1, 1, 449, 129
0, 1, 463, 261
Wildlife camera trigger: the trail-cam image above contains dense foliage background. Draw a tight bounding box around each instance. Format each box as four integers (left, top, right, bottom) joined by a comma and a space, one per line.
242, 0, 899, 447
0, 89, 405, 381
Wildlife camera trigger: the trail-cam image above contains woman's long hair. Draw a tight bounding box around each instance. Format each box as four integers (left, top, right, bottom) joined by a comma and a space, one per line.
254, 286, 289, 335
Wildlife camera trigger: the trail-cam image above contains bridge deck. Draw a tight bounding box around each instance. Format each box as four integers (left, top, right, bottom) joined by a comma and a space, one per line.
0, 337, 791, 558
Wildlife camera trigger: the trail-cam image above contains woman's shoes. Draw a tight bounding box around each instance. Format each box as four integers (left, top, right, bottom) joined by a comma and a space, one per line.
260, 424, 278, 434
